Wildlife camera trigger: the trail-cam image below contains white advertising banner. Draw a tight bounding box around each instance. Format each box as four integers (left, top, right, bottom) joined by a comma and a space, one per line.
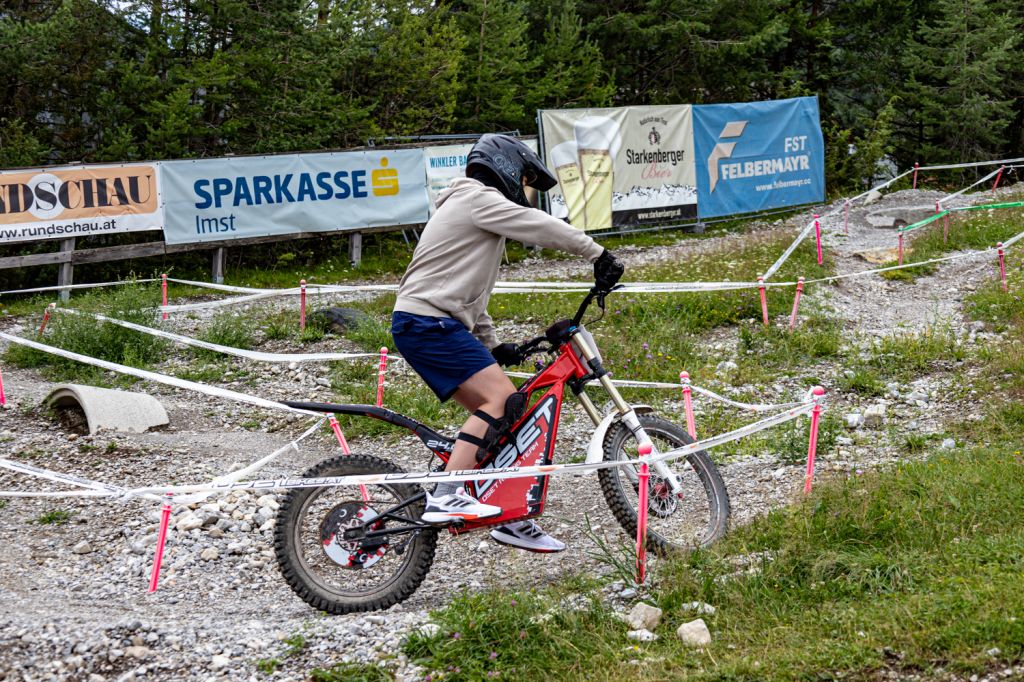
0, 163, 161, 245
423, 139, 538, 214
161, 150, 429, 245
538, 105, 697, 231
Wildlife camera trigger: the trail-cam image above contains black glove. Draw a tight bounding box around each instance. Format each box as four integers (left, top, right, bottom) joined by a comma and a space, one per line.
594, 249, 624, 290
491, 342, 525, 367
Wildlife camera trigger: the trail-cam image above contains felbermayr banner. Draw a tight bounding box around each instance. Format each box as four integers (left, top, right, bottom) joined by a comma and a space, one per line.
161, 150, 428, 245
0, 163, 161, 245
423, 139, 539, 214
538, 105, 696, 231
693, 96, 824, 219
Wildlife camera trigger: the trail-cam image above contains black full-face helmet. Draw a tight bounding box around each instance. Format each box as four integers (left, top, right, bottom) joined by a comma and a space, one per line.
465, 134, 558, 207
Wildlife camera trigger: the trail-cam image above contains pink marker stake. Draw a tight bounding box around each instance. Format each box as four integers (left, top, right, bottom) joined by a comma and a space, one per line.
898, 232, 904, 266
843, 199, 850, 235
161, 273, 169, 321
993, 165, 1005, 194
998, 242, 1007, 292
148, 494, 173, 593
680, 371, 697, 439
0, 365, 7, 406
912, 162, 919, 189
330, 414, 369, 501
789, 277, 804, 330
757, 277, 769, 326
38, 302, 55, 335
804, 387, 826, 494
814, 214, 823, 266
376, 347, 389, 408
299, 279, 307, 331
635, 442, 653, 586
943, 212, 950, 243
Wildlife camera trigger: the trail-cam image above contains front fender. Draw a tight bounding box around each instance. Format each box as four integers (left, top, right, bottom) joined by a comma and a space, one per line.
583, 405, 655, 467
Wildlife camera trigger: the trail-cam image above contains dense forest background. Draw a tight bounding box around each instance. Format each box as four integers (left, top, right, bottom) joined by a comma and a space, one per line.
1, 0, 1022, 193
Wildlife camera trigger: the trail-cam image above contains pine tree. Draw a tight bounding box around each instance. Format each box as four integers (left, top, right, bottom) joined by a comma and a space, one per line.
903, 0, 1020, 163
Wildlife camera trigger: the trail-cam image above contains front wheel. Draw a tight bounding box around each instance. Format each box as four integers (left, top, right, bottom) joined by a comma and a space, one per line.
598, 415, 730, 555
274, 454, 438, 614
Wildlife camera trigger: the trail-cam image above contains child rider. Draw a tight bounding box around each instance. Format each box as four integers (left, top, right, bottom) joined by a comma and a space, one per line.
391, 134, 624, 552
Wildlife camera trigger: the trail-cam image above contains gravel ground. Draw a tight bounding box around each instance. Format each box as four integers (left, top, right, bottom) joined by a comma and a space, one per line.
0, 184, 1020, 681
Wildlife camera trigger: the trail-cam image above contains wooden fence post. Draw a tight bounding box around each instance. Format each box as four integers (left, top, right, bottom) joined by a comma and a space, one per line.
57, 238, 75, 302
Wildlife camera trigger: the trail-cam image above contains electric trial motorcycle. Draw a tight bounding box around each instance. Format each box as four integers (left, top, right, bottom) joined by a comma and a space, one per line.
275, 288, 730, 614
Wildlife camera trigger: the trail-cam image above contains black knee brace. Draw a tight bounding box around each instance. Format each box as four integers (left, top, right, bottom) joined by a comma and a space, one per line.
455, 392, 529, 462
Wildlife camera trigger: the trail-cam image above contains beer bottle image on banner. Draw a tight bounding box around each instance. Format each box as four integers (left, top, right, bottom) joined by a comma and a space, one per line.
550, 141, 585, 227
575, 115, 621, 231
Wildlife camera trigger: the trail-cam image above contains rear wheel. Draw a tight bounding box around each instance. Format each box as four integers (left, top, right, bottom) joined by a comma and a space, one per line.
598, 415, 730, 554
274, 454, 437, 614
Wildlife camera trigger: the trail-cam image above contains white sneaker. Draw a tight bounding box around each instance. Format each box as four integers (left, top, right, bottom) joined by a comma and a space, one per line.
490, 519, 566, 553
421, 488, 502, 524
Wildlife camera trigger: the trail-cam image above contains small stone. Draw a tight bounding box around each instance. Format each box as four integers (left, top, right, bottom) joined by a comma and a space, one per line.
365, 615, 386, 625
626, 629, 658, 642
124, 646, 151, 660
618, 587, 637, 600
863, 404, 886, 428
211, 654, 230, 669
417, 623, 441, 637
676, 619, 712, 647
175, 514, 203, 532
987, 647, 1001, 657
72, 540, 94, 555
940, 438, 956, 450
200, 548, 219, 561
845, 413, 863, 429
626, 602, 663, 631
716, 360, 738, 373
315, 377, 331, 387
681, 601, 716, 616
836, 436, 853, 446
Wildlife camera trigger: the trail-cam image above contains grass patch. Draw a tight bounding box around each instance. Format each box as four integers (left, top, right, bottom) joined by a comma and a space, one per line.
36, 509, 74, 525
408, 447, 1024, 680
309, 662, 394, 681
866, 324, 965, 381
194, 311, 257, 359
2, 283, 167, 384
882, 202, 1024, 282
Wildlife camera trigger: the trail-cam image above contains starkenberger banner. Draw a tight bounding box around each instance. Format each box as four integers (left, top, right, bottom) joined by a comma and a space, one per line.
161, 150, 428, 245
0, 163, 161, 245
538, 105, 697, 231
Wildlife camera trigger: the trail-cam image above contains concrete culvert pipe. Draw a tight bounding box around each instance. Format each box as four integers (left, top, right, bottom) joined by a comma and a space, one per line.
44, 384, 169, 436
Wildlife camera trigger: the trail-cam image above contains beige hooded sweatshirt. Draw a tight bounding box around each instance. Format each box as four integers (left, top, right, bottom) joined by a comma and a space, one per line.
394, 178, 604, 349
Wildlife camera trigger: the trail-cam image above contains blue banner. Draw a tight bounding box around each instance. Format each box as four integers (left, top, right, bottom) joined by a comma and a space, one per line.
693, 96, 824, 219
161, 150, 428, 245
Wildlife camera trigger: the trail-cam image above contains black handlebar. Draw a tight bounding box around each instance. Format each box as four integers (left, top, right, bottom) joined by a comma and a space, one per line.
516, 285, 621, 359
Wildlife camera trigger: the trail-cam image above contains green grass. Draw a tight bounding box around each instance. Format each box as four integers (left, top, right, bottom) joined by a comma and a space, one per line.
36, 509, 74, 525
405, 446, 1024, 681
2, 282, 167, 384
882, 201, 1024, 282
194, 311, 257, 359
865, 324, 966, 381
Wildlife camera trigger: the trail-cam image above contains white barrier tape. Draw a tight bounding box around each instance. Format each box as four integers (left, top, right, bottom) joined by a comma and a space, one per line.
0, 278, 159, 297
761, 218, 819, 281
938, 167, 1003, 205
55, 308, 380, 363
918, 157, 1024, 172
0, 456, 127, 496
505, 371, 806, 412
0, 418, 328, 503
0, 332, 325, 417
166, 278, 396, 295
122, 400, 815, 497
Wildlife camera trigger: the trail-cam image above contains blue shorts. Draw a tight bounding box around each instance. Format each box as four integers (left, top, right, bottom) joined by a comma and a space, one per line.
391, 311, 496, 401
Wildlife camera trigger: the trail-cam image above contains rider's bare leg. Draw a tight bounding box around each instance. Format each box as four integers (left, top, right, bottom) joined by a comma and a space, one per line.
448, 364, 517, 471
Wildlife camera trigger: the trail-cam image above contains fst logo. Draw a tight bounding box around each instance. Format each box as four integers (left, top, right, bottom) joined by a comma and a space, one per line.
0, 167, 158, 224
706, 120, 748, 193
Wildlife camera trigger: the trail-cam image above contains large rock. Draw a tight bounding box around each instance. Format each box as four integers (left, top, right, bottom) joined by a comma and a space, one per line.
677, 618, 712, 647
311, 307, 371, 333
863, 403, 886, 428
627, 602, 663, 631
